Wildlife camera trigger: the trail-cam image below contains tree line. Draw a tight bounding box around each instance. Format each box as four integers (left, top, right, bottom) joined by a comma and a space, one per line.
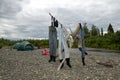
0, 23, 119, 50
82, 23, 120, 50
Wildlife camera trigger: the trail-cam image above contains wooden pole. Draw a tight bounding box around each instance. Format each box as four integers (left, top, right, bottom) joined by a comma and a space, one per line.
57, 58, 66, 71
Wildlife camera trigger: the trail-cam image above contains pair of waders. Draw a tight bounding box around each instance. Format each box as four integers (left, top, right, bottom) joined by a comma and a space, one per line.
72, 23, 88, 65
58, 26, 72, 69
48, 15, 58, 62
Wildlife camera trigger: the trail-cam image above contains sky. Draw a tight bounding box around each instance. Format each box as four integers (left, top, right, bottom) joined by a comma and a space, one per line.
0, 0, 120, 40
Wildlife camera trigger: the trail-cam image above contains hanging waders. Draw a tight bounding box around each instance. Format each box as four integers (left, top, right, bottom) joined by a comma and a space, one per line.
58, 26, 72, 69
49, 26, 57, 62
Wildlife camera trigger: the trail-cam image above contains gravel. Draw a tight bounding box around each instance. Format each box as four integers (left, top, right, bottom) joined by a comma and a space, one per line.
0, 47, 120, 80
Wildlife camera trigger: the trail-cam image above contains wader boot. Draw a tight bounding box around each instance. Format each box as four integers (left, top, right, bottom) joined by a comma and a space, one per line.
60, 59, 64, 69
53, 56, 56, 62
49, 55, 53, 62
82, 57, 85, 65
66, 58, 72, 68
85, 52, 88, 55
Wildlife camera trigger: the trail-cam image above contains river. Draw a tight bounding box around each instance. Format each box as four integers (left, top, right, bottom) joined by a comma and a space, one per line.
86, 48, 120, 57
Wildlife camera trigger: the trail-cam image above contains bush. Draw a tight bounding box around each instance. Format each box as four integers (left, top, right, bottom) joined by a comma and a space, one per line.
0, 43, 3, 49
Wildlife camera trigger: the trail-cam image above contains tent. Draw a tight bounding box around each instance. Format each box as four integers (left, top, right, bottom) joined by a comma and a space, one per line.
13, 42, 20, 49
13, 41, 34, 51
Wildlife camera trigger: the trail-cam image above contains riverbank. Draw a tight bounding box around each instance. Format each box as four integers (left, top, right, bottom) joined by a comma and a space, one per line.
0, 47, 120, 80
87, 48, 120, 53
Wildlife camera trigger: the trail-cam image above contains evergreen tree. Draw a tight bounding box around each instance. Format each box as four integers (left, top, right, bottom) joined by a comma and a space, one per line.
107, 23, 114, 34
83, 23, 90, 37
115, 30, 120, 44
101, 27, 103, 36
91, 25, 98, 36
97, 27, 100, 36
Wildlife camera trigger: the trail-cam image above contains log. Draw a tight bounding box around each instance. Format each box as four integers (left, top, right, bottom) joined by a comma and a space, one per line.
96, 61, 113, 68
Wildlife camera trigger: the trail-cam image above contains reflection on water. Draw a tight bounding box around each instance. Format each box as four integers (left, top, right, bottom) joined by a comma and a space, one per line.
87, 48, 120, 57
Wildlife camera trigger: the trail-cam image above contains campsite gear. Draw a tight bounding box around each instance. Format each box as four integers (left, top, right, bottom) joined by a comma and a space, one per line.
66, 58, 72, 68
60, 59, 64, 69
13, 41, 34, 51
42, 49, 50, 55
13, 43, 20, 49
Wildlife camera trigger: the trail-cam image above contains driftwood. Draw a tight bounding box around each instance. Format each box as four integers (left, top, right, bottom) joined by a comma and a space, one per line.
89, 56, 115, 68
96, 60, 113, 68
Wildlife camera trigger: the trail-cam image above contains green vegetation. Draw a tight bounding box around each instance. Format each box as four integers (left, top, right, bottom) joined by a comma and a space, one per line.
0, 38, 49, 49
0, 38, 16, 49
83, 23, 120, 50
85, 33, 120, 50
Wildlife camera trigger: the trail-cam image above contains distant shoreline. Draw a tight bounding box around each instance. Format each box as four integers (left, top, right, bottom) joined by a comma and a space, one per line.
86, 48, 120, 53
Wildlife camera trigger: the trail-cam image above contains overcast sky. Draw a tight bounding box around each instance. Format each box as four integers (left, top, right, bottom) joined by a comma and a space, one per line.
0, 0, 120, 40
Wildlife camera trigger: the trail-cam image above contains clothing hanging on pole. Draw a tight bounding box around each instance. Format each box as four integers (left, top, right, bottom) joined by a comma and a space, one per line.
48, 14, 58, 62
54, 20, 58, 27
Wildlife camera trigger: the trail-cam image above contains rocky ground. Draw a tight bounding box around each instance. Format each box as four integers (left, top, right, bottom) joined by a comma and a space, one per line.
0, 47, 120, 80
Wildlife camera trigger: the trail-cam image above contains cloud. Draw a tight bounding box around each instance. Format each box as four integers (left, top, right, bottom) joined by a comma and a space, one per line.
0, 0, 23, 19
0, 0, 120, 40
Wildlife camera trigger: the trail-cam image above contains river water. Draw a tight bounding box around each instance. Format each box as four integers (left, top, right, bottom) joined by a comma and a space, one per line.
86, 48, 120, 57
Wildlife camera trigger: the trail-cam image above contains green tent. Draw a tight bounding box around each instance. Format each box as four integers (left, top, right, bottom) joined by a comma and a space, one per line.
13, 41, 34, 51
13, 42, 20, 49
